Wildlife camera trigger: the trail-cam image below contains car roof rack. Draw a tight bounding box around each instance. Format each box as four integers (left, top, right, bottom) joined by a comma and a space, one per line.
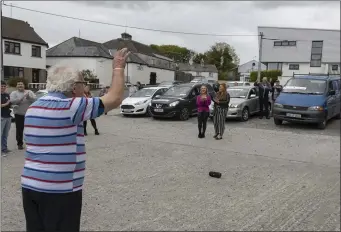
292, 72, 340, 78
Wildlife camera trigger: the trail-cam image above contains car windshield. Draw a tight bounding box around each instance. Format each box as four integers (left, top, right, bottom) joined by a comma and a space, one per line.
283, 79, 326, 94
35, 91, 47, 99
227, 88, 249, 98
130, 88, 156, 98
163, 86, 192, 97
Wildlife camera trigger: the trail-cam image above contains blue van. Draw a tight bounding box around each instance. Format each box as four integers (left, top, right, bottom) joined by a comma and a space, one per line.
272, 75, 340, 129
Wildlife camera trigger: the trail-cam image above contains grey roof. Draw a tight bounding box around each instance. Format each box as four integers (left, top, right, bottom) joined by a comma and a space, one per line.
2, 16, 48, 46
47, 37, 112, 58
177, 63, 218, 73
103, 37, 162, 57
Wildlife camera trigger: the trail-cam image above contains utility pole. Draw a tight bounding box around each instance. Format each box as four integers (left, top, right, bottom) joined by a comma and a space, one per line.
1, 1, 3, 81
257, 32, 264, 82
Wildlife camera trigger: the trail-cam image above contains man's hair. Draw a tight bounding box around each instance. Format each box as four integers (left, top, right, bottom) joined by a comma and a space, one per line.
1, 80, 6, 86
46, 64, 82, 92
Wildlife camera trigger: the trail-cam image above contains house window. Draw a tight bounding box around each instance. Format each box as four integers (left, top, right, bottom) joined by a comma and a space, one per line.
137, 65, 143, 71
267, 62, 282, 71
209, 72, 213, 77
32, 45, 41, 57
273, 41, 296, 46
332, 65, 339, 71
310, 41, 323, 67
4, 41, 21, 54
289, 64, 300, 70
4, 66, 24, 79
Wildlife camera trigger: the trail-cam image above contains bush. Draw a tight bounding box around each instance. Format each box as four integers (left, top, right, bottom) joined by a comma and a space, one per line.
250, 70, 282, 82
7, 77, 28, 88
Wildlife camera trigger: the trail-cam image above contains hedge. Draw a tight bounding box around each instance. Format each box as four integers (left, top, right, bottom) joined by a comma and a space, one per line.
250, 70, 282, 82
7, 77, 28, 88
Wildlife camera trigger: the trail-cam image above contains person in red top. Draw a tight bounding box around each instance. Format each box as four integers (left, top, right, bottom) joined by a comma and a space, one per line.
196, 85, 211, 138
84, 85, 100, 135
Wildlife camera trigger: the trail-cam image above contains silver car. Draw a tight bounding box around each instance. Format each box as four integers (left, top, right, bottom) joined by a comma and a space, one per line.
209, 86, 272, 121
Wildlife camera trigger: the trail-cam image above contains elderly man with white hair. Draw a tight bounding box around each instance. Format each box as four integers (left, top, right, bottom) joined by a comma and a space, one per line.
21, 48, 129, 232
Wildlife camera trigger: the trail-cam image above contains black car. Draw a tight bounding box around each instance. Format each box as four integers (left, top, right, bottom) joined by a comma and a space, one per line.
149, 83, 215, 120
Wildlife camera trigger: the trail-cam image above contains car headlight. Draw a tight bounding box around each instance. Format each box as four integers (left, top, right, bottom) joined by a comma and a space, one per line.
135, 99, 149, 105
169, 101, 179, 107
274, 103, 283, 108
229, 104, 239, 108
308, 106, 324, 111
149, 102, 152, 106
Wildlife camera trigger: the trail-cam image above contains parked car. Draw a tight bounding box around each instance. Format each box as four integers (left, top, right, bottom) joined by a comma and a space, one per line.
209, 86, 271, 121
226, 81, 251, 88
273, 75, 340, 129
35, 89, 48, 99
149, 83, 215, 120
120, 86, 169, 116
158, 81, 183, 87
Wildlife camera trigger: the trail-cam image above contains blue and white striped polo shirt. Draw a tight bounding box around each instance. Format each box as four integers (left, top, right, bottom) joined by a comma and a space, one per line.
22, 92, 104, 193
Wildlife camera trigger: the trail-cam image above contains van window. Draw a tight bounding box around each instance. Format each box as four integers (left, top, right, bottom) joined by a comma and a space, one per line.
283, 78, 326, 95
332, 80, 339, 92
244, 83, 251, 86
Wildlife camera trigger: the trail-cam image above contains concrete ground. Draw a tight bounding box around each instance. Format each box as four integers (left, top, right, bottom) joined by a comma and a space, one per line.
1, 111, 340, 231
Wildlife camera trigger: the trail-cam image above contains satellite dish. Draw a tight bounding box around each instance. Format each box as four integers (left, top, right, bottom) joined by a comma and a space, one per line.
252, 62, 255, 66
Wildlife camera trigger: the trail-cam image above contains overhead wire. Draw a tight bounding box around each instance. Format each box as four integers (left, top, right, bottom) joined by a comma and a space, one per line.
2, 2, 339, 43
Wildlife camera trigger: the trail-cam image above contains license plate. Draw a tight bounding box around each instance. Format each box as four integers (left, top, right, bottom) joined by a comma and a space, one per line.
122, 109, 133, 112
286, 113, 301, 118
154, 109, 164, 112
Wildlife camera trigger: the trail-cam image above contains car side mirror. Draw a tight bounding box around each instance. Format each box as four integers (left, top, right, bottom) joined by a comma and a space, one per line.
250, 94, 256, 98
154, 95, 160, 99
329, 90, 336, 96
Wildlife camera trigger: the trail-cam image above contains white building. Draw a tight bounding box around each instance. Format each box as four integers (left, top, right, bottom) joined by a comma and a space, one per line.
46, 37, 113, 87
2, 16, 48, 83
258, 26, 340, 77
236, 59, 266, 82
177, 62, 218, 81
103, 32, 176, 85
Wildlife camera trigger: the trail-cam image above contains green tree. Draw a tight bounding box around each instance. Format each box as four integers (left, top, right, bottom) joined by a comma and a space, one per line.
81, 69, 97, 81
150, 44, 195, 63
192, 53, 208, 64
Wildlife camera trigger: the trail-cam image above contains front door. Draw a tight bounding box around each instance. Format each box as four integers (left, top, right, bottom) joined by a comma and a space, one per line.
32, 69, 40, 83
150, 72, 157, 85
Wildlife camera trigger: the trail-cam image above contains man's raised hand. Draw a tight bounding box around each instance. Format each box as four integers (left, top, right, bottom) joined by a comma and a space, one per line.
113, 48, 130, 70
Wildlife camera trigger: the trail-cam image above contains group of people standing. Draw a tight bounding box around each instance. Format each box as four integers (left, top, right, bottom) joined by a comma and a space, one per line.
1, 81, 104, 156
196, 83, 230, 140
254, 77, 283, 119
195, 77, 283, 140
1, 80, 36, 155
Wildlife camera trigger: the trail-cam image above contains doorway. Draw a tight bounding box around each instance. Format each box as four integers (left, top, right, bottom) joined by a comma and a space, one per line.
150, 72, 157, 85
32, 69, 40, 83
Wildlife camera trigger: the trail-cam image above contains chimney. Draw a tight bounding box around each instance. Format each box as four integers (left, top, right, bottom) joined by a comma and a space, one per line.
121, 32, 132, 40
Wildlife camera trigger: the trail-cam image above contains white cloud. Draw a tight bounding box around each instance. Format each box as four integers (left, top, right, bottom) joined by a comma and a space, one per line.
3, 1, 340, 64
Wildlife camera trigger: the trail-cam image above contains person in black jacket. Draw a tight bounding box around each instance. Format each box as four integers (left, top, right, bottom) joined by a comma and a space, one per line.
255, 77, 271, 119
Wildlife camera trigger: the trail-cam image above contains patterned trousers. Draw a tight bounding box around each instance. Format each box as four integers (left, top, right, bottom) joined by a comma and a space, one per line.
213, 107, 228, 136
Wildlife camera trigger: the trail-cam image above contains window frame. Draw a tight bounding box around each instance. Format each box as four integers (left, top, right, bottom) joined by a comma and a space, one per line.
273, 40, 296, 47
310, 40, 323, 67
289, 64, 300, 70
31, 45, 42, 57
331, 65, 339, 71
4, 41, 21, 55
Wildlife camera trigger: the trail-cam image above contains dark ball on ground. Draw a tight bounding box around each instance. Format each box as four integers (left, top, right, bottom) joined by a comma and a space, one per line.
209, 171, 222, 178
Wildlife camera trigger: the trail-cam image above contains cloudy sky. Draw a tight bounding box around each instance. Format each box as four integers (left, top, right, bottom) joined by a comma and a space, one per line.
2, 1, 340, 64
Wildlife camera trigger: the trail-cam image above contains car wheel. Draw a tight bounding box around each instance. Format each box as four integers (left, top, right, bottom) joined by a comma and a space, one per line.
241, 107, 249, 122
317, 118, 327, 130
146, 106, 152, 117
179, 108, 190, 121
274, 118, 282, 125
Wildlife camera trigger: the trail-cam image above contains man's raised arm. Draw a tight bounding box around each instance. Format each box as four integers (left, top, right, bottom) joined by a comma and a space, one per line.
100, 48, 130, 112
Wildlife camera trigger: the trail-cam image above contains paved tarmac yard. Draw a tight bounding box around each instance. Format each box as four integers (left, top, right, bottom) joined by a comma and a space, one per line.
1, 111, 340, 231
